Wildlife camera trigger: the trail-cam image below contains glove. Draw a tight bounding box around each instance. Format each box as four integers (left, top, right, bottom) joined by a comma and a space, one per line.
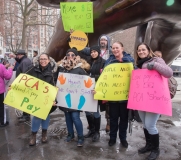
147, 62, 154, 70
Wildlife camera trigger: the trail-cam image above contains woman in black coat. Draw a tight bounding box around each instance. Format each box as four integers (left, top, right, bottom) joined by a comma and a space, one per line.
84, 45, 105, 142
26, 53, 58, 146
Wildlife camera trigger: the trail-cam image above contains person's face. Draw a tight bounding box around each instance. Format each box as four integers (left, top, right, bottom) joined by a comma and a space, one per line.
137, 44, 150, 59
66, 52, 76, 60
91, 50, 99, 59
112, 42, 123, 57
39, 54, 50, 67
33, 52, 37, 57
16, 54, 23, 59
100, 38, 108, 48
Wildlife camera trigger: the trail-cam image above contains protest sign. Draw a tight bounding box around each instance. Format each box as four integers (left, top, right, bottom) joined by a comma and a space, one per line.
60, 2, 93, 32
4, 74, 58, 120
56, 73, 97, 112
127, 69, 172, 116
69, 30, 88, 51
94, 63, 134, 101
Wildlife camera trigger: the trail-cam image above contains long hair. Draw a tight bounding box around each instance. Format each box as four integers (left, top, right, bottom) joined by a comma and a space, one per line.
135, 43, 156, 65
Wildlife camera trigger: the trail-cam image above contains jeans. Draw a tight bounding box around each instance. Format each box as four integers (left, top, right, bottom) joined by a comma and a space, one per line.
109, 102, 128, 140
85, 105, 100, 118
31, 115, 50, 132
64, 111, 83, 136
138, 111, 160, 134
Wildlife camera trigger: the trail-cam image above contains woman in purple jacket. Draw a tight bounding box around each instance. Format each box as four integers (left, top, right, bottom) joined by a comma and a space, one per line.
135, 43, 173, 160
0, 63, 14, 127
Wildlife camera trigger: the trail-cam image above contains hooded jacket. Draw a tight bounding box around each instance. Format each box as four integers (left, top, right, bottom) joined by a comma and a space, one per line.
0, 64, 13, 94
26, 56, 58, 86
98, 34, 112, 60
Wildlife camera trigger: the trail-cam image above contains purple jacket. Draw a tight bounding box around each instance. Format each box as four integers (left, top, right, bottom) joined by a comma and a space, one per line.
0, 64, 13, 94
142, 57, 173, 78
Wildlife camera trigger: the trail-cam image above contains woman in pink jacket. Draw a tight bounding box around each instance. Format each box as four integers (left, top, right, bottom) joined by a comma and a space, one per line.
0, 63, 13, 127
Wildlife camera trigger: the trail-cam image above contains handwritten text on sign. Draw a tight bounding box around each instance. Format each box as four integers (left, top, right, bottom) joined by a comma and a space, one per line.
127, 69, 172, 116
94, 63, 134, 101
56, 73, 97, 112
4, 74, 58, 120
60, 2, 93, 33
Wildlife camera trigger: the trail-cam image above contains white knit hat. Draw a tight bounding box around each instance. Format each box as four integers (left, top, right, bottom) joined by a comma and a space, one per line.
100, 36, 108, 41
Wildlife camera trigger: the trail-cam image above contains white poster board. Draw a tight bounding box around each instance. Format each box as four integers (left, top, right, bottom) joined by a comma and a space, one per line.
56, 72, 97, 112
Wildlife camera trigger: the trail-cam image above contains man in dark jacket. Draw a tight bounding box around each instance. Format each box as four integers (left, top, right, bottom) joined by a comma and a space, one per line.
16, 49, 32, 122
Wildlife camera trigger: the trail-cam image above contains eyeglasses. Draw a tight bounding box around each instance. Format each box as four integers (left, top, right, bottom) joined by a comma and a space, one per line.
66, 54, 75, 57
39, 58, 48, 61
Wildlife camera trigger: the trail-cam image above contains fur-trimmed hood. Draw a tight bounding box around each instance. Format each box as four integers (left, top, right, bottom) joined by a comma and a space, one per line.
33, 55, 58, 73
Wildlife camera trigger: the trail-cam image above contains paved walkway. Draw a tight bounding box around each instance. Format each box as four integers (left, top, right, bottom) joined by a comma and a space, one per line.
0, 78, 181, 160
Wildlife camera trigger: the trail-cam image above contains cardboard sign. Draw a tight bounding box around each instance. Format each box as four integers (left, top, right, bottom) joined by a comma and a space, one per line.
127, 69, 172, 116
60, 2, 93, 33
69, 30, 88, 51
4, 74, 58, 120
56, 73, 97, 112
94, 63, 134, 101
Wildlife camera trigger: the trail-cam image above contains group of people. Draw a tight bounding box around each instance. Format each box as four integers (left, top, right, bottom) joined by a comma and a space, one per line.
0, 34, 173, 160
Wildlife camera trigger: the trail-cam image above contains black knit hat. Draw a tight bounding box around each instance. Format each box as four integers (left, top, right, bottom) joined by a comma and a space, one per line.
90, 45, 100, 55
66, 48, 78, 56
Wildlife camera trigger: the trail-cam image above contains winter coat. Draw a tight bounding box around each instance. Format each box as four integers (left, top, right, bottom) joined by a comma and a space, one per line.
16, 55, 32, 77
57, 61, 88, 112
25, 56, 58, 114
26, 56, 58, 85
89, 57, 105, 81
104, 51, 134, 104
0, 64, 13, 94
141, 57, 173, 78
98, 34, 112, 60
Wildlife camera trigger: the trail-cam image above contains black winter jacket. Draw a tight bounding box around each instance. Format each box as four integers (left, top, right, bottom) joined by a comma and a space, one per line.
25, 56, 58, 114
16, 55, 32, 77
89, 57, 105, 81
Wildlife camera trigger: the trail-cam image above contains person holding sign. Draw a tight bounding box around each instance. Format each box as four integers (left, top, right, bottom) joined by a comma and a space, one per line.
25, 53, 58, 146
135, 43, 173, 160
104, 42, 134, 148
57, 48, 89, 147
84, 45, 105, 142
0, 63, 14, 127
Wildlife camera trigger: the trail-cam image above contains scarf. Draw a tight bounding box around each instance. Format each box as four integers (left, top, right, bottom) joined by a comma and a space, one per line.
137, 57, 152, 69
62, 56, 81, 70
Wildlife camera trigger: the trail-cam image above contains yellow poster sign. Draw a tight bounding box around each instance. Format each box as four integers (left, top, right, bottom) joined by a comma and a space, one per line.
69, 30, 88, 51
4, 74, 58, 120
94, 63, 133, 101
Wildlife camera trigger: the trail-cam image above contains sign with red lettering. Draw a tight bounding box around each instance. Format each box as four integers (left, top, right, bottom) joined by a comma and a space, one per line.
4, 74, 58, 120
127, 69, 172, 116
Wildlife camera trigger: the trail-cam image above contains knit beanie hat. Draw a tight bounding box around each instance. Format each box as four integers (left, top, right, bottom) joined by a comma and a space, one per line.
100, 35, 108, 41
90, 45, 100, 55
66, 48, 78, 56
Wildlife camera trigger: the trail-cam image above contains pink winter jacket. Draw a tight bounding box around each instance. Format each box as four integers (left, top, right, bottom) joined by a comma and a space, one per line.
142, 57, 173, 78
0, 64, 13, 94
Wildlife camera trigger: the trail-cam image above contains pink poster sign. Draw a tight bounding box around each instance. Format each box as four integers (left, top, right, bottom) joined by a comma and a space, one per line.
127, 69, 172, 116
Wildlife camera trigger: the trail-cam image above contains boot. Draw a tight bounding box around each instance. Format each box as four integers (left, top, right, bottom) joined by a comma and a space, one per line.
77, 135, 84, 147
84, 115, 95, 138
92, 116, 101, 142
147, 134, 160, 160
138, 128, 153, 154
29, 132, 37, 146
42, 129, 48, 143
105, 118, 110, 132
